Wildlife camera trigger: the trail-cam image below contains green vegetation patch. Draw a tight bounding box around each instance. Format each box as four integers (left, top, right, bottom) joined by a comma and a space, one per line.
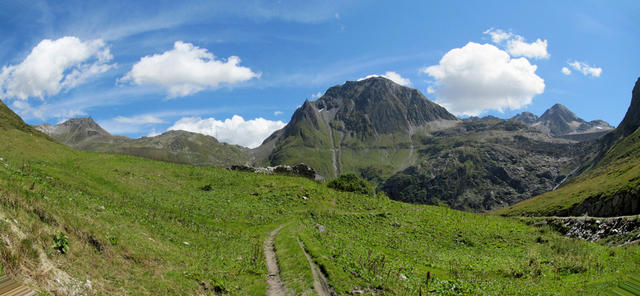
327, 173, 375, 195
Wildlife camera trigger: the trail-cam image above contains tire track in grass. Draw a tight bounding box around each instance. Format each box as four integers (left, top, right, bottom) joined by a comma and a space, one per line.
296, 237, 336, 296
265, 224, 287, 296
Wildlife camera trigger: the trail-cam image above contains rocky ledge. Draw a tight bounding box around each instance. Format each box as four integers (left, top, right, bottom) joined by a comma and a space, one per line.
528, 215, 640, 246
230, 163, 325, 181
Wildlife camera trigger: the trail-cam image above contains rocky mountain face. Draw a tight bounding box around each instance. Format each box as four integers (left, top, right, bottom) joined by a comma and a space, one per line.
510, 104, 613, 138
258, 77, 459, 178
35, 118, 251, 167
510, 112, 538, 125
617, 77, 640, 137
381, 120, 599, 211
36, 117, 111, 146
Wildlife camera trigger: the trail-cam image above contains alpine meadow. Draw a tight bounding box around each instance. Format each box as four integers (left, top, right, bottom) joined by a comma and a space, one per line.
0, 1, 639, 295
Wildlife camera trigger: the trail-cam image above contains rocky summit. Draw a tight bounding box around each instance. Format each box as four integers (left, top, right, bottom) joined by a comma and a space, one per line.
510, 104, 613, 138
257, 76, 459, 178
35, 117, 110, 145
616, 77, 640, 137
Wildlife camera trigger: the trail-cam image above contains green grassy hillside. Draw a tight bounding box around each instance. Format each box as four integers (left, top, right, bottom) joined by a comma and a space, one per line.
0, 101, 638, 295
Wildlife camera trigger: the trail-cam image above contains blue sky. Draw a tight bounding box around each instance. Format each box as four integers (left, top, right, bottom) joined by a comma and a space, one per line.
0, 0, 638, 147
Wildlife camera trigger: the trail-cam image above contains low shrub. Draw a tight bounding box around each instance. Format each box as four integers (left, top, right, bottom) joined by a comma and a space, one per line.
328, 173, 374, 195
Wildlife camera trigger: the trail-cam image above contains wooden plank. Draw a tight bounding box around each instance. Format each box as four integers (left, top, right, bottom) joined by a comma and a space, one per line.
0, 275, 35, 296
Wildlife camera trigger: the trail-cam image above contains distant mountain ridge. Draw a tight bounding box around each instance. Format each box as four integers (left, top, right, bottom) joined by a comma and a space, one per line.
510, 103, 613, 137
35, 118, 251, 167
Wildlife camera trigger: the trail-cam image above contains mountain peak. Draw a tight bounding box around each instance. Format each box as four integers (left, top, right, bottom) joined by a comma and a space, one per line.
510, 111, 538, 125
313, 77, 457, 134
550, 103, 570, 111
350, 76, 398, 86
60, 117, 101, 128
617, 77, 640, 136
510, 103, 613, 137
539, 103, 581, 123
34, 117, 111, 145
259, 78, 459, 178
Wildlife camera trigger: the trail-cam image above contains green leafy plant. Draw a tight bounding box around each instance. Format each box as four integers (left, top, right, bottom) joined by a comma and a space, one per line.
327, 173, 374, 195
52, 231, 69, 254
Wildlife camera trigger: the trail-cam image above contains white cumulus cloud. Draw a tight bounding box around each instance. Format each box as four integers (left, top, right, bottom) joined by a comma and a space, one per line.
506, 37, 549, 59
567, 60, 602, 77
483, 28, 513, 44
358, 71, 411, 86
484, 28, 549, 59
0, 36, 114, 100
561, 67, 572, 75
120, 41, 259, 98
423, 42, 545, 116
168, 115, 286, 148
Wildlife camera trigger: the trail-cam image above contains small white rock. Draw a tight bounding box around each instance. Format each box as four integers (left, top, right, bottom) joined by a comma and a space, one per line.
183, 241, 190, 245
